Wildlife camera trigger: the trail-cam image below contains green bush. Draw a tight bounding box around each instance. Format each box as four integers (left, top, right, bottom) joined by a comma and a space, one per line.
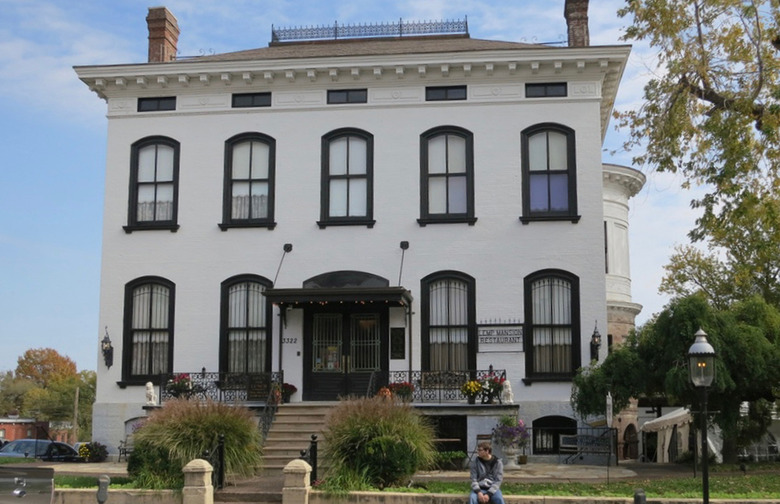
322, 396, 435, 489
429, 450, 468, 470
128, 399, 262, 489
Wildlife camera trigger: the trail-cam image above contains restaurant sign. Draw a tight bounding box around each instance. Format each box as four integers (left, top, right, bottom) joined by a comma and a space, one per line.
477, 323, 523, 352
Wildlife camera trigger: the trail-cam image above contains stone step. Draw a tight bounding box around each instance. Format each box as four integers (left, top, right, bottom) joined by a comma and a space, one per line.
265, 432, 323, 443
267, 422, 325, 432
259, 402, 336, 472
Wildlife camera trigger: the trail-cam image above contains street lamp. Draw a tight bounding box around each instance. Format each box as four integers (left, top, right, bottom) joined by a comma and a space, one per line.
688, 328, 716, 504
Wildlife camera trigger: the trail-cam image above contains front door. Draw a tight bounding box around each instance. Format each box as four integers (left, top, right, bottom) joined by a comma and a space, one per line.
303, 307, 388, 400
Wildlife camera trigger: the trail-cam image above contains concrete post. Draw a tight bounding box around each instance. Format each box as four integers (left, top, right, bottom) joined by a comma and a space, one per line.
282, 459, 311, 504
182, 459, 214, 504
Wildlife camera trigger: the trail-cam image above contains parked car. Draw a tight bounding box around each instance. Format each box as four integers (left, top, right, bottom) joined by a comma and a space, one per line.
0, 439, 83, 462
0, 466, 54, 504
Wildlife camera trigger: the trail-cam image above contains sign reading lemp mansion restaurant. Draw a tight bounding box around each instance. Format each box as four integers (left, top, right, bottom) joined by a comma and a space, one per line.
477, 321, 523, 353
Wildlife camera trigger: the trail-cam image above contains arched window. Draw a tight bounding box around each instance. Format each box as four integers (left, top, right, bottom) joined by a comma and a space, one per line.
122, 276, 175, 383
520, 123, 579, 223
419, 126, 476, 225
421, 271, 476, 371
319, 128, 374, 228
220, 275, 273, 374
523, 269, 580, 380
221, 133, 276, 229
125, 136, 180, 232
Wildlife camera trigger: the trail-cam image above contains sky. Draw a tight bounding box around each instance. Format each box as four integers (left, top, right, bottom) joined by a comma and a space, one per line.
0, 0, 702, 374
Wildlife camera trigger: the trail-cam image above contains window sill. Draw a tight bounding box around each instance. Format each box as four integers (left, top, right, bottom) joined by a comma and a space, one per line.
317, 219, 375, 229
522, 375, 574, 385
219, 221, 277, 230
117, 380, 157, 388
123, 224, 180, 234
417, 217, 477, 227
519, 215, 581, 225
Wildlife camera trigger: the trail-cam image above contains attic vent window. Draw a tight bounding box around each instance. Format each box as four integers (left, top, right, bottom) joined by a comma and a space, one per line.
526, 83, 567, 98
426, 86, 467, 101
270, 18, 468, 43
327, 89, 367, 104
232, 92, 272, 108
138, 97, 176, 112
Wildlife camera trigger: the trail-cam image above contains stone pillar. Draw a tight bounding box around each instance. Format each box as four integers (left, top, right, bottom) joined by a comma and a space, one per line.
283, 459, 311, 504
182, 459, 213, 504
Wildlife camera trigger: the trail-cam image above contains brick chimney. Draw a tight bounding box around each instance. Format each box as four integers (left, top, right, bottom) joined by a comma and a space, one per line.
146, 7, 179, 63
564, 0, 589, 47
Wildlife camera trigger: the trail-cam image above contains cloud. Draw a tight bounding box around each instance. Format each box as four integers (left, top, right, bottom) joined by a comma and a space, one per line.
0, 1, 141, 127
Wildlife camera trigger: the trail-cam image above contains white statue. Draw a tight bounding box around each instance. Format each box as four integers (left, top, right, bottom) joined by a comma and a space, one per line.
145, 382, 158, 405
501, 379, 514, 404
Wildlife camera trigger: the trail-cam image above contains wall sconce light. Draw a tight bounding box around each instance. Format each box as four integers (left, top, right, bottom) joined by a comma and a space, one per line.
398, 241, 409, 286
590, 322, 602, 362
101, 327, 114, 369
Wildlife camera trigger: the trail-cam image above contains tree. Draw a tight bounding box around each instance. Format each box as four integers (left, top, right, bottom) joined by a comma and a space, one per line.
616, 0, 780, 241
571, 295, 780, 463
0, 371, 37, 416
660, 191, 780, 308
15, 348, 77, 387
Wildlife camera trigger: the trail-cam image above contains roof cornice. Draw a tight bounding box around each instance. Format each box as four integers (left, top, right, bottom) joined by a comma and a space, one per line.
603, 163, 646, 198
75, 45, 631, 138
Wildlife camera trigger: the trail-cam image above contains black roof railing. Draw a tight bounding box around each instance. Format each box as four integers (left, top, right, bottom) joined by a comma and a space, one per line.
271, 18, 468, 43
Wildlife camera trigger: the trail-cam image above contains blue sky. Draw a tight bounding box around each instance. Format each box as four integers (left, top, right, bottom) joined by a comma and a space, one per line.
0, 0, 700, 373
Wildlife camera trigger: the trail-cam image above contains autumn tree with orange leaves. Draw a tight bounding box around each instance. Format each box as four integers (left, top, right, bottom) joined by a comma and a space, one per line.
15, 348, 78, 387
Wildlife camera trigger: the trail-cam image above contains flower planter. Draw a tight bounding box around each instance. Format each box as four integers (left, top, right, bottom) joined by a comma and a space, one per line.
502, 446, 521, 469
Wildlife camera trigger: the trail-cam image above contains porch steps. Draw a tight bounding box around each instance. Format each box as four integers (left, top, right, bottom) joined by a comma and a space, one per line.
261, 402, 336, 472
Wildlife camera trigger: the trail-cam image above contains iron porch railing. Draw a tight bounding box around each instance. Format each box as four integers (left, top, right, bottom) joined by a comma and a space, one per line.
158, 371, 284, 403
386, 368, 507, 404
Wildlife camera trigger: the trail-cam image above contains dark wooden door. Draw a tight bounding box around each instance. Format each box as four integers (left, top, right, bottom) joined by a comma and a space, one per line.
303, 308, 387, 400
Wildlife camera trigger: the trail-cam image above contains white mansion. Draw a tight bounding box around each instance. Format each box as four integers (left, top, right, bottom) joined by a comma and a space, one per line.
76, 1, 645, 460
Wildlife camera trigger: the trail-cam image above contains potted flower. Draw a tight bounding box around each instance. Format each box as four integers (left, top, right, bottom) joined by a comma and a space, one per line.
387, 381, 415, 401
282, 382, 297, 403
492, 415, 530, 468
483, 375, 506, 403
166, 373, 192, 398
460, 380, 482, 404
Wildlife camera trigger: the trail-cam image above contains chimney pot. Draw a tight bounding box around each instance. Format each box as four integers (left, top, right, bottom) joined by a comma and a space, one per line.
565, 0, 590, 47
147, 7, 180, 63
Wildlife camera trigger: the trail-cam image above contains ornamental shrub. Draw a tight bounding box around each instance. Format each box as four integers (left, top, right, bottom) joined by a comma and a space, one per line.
128, 399, 262, 489
322, 396, 435, 489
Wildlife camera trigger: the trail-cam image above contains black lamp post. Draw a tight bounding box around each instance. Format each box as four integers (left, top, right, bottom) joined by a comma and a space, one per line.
688, 328, 716, 504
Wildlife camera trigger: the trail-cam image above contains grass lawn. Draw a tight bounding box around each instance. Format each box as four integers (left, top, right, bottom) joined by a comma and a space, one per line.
385, 464, 780, 499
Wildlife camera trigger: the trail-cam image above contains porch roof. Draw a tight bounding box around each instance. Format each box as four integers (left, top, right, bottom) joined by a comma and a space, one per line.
263, 286, 413, 307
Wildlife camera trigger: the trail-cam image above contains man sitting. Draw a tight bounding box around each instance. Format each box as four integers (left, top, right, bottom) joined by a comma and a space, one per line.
469, 441, 505, 504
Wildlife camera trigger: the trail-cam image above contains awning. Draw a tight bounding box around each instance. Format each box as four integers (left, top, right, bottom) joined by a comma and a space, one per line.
640, 407, 692, 433
263, 287, 413, 307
